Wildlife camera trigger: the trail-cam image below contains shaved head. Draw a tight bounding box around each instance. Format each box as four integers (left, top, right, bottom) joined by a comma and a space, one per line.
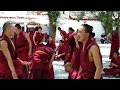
3, 22, 13, 33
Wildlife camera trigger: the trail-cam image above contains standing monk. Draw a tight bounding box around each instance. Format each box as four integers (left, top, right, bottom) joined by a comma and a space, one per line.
0, 22, 23, 79
71, 32, 82, 71
33, 26, 45, 49
14, 24, 32, 79
28, 28, 36, 53
77, 24, 102, 79
109, 27, 119, 59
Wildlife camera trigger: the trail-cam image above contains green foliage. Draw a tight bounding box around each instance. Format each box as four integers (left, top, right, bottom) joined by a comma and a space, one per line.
47, 11, 60, 39
48, 11, 60, 25
77, 11, 119, 35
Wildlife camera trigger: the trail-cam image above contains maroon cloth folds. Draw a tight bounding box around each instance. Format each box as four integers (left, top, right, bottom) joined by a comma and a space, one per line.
0, 34, 22, 79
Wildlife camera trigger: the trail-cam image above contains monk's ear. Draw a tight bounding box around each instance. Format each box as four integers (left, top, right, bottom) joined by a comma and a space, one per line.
86, 33, 89, 38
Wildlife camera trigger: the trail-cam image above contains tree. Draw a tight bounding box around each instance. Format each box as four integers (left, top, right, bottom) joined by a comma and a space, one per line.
76, 11, 120, 35
47, 11, 60, 39
90, 11, 120, 35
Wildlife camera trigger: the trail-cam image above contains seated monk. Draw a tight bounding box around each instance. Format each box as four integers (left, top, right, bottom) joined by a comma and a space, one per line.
103, 51, 120, 77
55, 40, 66, 61
64, 62, 78, 79
29, 46, 55, 79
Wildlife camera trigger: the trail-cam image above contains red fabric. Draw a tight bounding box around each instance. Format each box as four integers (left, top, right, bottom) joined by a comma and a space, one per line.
109, 30, 119, 59
71, 42, 82, 71
14, 31, 29, 61
0, 34, 22, 79
103, 57, 120, 75
29, 46, 55, 79
46, 40, 56, 50
56, 43, 66, 60
79, 39, 103, 79
68, 70, 78, 79
14, 31, 29, 79
64, 33, 75, 64
30, 46, 54, 70
35, 32, 45, 45
29, 30, 36, 53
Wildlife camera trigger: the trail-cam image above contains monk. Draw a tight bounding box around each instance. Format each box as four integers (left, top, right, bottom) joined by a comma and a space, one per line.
0, 22, 27, 79
46, 36, 56, 50
33, 26, 45, 49
28, 28, 36, 53
58, 27, 75, 64
29, 46, 55, 79
68, 27, 75, 38
14, 24, 32, 79
109, 27, 119, 59
103, 51, 120, 77
58, 27, 68, 43
76, 24, 103, 79
71, 32, 82, 71
55, 40, 66, 61
64, 62, 78, 79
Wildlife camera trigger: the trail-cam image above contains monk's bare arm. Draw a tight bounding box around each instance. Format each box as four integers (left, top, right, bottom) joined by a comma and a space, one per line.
59, 53, 66, 57
33, 32, 37, 46
49, 53, 55, 70
0, 40, 18, 79
25, 33, 32, 56
91, 45, 102, 79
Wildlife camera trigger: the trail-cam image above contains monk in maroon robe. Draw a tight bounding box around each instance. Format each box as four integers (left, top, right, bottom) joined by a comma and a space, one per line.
64, 62, 78, 79
103, 51, 120, 77
14, 24, 32, 79
109, 27, 119, 59
33, 26, 46, 49
0, 22, 23, 79
55, 40, 66, 61
28, 29, 36, 53
46, 36, 56, 50
29, 46, 55, 79
71, 33, 82, 71
77, 24, 103, 79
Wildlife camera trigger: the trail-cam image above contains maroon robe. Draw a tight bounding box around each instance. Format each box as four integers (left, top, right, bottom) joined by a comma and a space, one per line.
64, 33, 75, 64
68, 70, 78, 79
103, 56, 120, 76
78, 39, 103, 79
56, 43, 66, 60
71, 42, 82, 71
0, 34, 22, 79
109, 30, 119, 59
29, 46, 55, 79
46, 40, 56, 50
14, 31, 29, 79
29, 30, 36, 52
34, 31, 45, 48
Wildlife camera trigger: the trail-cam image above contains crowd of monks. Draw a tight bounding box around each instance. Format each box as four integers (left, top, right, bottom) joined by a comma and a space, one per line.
0, 21, 119, 79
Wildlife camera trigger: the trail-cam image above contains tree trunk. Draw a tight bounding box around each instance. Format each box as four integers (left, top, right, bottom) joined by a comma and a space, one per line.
49, 16, 56, 40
